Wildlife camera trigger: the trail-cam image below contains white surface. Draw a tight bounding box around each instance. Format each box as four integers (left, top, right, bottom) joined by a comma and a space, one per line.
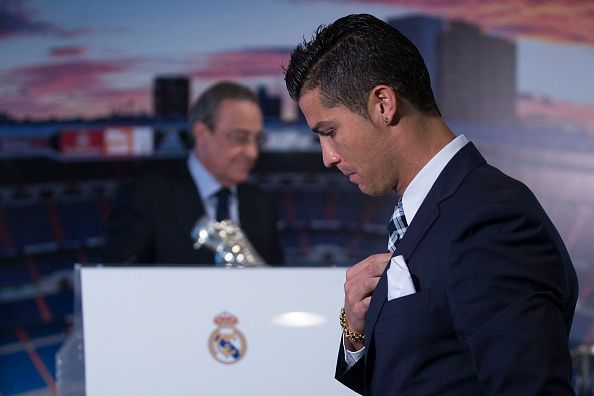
81, 267, 356, 396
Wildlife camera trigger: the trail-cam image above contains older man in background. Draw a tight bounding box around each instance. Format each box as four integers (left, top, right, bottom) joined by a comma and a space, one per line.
105, 81, 284, 266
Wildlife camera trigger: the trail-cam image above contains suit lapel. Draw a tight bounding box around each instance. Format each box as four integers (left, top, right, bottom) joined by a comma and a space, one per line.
362, 143, 486, 389
362, 203, 441, 358
363, 264, 387, 391
365, 266, 388, 351
238, 184, 259, 241
167, 162, 206, 239
399, 142, 487, 263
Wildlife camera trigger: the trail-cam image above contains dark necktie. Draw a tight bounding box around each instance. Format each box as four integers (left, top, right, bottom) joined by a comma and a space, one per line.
387, 197, 408, 252
215, 188, 231, 221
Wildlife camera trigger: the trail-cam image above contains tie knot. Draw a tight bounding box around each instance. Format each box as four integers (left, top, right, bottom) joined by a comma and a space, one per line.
216, 188, 231, 200
387, 197, 408, 253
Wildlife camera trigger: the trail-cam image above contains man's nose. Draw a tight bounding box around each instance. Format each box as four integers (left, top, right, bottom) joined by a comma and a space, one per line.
244, 141, 259, 160
321, 139, 340, 168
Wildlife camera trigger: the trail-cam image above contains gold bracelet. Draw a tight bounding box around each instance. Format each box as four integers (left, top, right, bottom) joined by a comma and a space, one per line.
339, 307, 365, 343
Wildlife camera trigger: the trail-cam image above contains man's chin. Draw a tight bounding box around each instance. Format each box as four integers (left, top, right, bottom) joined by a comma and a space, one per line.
357, 184, 385, 197
357, 184, 372, 196
229, 171, 251, 185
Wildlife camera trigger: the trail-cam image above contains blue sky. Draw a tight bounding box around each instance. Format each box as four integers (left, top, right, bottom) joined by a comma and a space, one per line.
0, 0, 593, 124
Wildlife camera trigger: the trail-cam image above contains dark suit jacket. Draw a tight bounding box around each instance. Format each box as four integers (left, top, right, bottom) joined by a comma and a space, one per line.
104, 161, 284, 266
336, 143, 578, 395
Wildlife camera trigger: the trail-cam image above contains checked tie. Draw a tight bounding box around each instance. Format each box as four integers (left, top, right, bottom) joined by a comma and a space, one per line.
387, 197, 408, 253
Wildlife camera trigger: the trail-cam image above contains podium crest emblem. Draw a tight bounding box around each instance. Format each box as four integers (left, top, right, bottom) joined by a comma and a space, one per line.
208, 311, 247, 364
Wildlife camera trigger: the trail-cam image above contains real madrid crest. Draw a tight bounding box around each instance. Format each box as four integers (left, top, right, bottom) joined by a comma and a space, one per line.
208, 311, 247, 364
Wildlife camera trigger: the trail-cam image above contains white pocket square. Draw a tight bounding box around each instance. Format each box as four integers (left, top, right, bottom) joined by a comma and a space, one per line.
387, 255, 416, 301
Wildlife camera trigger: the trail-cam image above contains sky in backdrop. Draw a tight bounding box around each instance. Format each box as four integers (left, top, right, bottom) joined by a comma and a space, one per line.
0, 0, 593, 131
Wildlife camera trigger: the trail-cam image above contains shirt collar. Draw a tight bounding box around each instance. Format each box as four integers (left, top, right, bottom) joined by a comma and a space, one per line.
402, 134, 469, 224
186, 153, 236, 201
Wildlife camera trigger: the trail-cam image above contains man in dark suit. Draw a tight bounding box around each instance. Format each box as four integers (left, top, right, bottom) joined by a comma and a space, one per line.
285, 14, 578, 395
104, 81, 284, 265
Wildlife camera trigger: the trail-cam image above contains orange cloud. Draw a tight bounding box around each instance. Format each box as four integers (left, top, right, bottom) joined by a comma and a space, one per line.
0, 86, 150, 120
50, 46, 86, 57
320, 0, 594, 45
0, 49, 294, 120
518, 95, 594, 134
0, 59, 149, 119
3, 60, 128, 97
190, 48, 291, 79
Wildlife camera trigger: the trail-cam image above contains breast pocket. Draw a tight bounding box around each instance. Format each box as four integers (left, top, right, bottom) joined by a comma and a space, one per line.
379, 289, 431, 320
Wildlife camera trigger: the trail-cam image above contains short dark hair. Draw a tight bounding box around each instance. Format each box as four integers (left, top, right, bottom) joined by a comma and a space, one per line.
189, 81, 258, 130
284, 13, 440, 118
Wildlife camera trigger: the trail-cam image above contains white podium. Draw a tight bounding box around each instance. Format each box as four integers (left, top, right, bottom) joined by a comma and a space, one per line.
60, 266, 356, 396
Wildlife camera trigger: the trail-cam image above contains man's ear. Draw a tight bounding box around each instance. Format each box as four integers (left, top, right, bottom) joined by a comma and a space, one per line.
368, 85, 397, 126
192, 121, 209, 144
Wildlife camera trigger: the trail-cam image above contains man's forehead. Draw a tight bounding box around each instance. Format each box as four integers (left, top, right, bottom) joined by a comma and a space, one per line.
229, 128, 262, 135
300, 90, 332, 125
212, 99, 262, 128
214, 98, 261, 118
299, 88, 323, 106
300, 90, 355, 132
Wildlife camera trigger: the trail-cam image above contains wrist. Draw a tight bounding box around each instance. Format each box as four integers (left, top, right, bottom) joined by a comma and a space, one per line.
343, 334, 365, 352
339, 307, 365, 344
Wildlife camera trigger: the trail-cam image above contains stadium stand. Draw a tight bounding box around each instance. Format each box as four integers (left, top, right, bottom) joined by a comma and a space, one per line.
2, 119, 594, 394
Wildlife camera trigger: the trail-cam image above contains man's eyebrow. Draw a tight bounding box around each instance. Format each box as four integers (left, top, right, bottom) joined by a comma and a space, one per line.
311, 121, 333, 134
231, 128, 262, 135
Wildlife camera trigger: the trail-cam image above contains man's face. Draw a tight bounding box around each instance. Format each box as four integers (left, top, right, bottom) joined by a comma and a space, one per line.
299, 89, 395, 196
193, 99, 263, 187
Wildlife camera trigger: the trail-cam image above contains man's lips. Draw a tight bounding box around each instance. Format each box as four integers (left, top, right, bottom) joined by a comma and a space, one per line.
233, 159, 255, 170
338, 166, 359, 182
343, 171, 358, 183
338, 166, 353, 176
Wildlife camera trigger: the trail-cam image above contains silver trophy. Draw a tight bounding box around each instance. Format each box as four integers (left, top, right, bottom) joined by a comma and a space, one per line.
191, 216, 267, 267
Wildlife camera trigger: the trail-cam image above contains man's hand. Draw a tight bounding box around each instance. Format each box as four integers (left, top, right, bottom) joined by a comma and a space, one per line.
343, 252, 392, 351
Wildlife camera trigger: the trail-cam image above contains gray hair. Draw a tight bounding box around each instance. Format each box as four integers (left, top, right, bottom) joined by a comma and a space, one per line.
188, 81, 258, 130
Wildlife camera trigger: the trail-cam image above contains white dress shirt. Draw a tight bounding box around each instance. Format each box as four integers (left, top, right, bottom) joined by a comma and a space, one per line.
187, 153, 240, 224
344, 134, 469, 367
